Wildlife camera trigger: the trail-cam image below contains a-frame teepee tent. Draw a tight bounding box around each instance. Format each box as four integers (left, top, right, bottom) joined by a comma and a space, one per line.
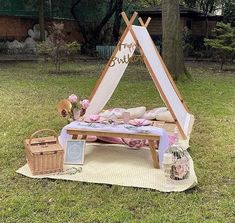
85, 12, 194, 140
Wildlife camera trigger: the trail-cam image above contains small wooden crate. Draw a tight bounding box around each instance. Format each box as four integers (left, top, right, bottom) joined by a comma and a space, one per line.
24, 129, 64, 175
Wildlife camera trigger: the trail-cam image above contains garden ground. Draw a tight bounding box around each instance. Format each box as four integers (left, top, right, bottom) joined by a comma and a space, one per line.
0, 61, 234, 223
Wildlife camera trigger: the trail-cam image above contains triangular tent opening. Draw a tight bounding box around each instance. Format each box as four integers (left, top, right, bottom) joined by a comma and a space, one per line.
85, 12, 194, 140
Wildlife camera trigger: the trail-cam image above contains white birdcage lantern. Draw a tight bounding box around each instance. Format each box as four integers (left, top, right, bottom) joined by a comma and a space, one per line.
163, 128, 190, 180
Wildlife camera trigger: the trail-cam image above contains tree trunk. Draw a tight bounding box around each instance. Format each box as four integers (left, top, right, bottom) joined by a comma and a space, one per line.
220, 57, 225, 71
39, 0, 45, 41
162, 0, 187, 80
91, 1, 118, 43
71, 0, 88, 43
112, 0, 124, 43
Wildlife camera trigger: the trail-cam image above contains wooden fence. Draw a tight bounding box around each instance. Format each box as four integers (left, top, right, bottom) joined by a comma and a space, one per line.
96, 45, 115, 59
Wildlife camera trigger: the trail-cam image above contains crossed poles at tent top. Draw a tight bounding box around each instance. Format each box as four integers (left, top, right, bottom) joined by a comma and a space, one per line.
121, 11, 151, 28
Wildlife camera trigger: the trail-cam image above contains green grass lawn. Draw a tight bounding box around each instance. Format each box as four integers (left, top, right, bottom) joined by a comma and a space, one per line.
0, 61, 234, 223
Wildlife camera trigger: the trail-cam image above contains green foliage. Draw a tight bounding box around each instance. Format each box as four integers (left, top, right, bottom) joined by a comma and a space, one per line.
205, 22, 235, 70
131, 0, 161, 7
0, 0, 73, 19
181, 0, 220, 13
223, 1, 235, 27
37, 22, 80, 74
71, 0, 105, 24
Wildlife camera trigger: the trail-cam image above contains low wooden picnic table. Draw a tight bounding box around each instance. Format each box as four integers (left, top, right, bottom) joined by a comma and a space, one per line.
67, 127, 160, 169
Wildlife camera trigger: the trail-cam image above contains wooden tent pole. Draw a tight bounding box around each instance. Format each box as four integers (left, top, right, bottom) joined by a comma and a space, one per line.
138, 17, 151, 28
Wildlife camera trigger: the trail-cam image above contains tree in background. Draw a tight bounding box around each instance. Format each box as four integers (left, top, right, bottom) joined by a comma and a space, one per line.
223, 1, 235, 27
70, 0, 120, 54
136, 0, 161, 7
185, 0, 221, 38
38, 23, 80, 74
162, 0, 187, 80
38, 0, 45, 41
182, 0, 220, 13
205, 22, 235, 70
113, 0, 124, 42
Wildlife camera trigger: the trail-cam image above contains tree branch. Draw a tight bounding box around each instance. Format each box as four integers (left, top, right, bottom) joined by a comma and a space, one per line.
70, 0, 88, 43
97, 1, 117, 33
93, 0, 118, 39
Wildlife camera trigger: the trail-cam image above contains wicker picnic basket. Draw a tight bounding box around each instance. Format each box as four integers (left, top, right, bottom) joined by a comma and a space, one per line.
24, 129, 64, 175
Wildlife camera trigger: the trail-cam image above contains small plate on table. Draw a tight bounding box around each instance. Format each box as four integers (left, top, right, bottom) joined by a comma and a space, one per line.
128, 119, 152, 126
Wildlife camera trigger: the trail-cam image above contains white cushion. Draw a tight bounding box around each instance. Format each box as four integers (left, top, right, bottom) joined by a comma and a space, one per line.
142, 107, 168, 120
155, 110, 175, 122
99, 108, 126, 119
126, 106, 146, 119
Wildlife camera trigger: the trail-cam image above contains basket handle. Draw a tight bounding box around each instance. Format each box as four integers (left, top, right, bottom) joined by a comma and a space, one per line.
29, 129, 58, 146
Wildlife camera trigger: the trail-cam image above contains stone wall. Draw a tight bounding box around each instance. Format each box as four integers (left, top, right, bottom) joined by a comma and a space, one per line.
0, 15, 83, 42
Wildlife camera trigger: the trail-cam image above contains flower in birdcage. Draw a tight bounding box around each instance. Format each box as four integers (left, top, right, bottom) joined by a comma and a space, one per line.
172, 157, 189, 179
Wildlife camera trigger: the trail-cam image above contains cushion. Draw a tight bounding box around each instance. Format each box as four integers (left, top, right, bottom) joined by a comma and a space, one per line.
97, 137, 124, 144
141, 107, 168, 120
126, 106, 146, 119
99, 108, 126, 119
155, 110, 175, 123
76, 135, 97, 142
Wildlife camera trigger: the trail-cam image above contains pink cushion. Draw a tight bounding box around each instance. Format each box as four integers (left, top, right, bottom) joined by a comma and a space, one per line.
76, 135, 97, 142
97, 136, 124, 144
122, 138, 146, 148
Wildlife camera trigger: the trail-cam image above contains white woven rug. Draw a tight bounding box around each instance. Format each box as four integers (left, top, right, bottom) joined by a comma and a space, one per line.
17, 143, 197, 192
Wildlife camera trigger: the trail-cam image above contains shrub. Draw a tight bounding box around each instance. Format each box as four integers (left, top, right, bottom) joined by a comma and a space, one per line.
38, 22, 80, 74
205, 22, 235, 70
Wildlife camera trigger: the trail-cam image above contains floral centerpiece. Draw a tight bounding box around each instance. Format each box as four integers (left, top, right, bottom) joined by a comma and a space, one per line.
57, 94, 90, 122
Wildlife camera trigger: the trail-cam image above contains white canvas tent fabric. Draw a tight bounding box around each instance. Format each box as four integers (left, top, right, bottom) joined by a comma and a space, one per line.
85, 31, 136, 116
85, 25, 193, 139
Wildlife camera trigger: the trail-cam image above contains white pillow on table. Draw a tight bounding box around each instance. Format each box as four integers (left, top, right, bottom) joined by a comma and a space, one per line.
126, 106, 146, 119
155, 110, 175, 123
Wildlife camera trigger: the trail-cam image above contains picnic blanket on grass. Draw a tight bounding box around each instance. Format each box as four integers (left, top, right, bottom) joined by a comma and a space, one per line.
17, 143, 197, 192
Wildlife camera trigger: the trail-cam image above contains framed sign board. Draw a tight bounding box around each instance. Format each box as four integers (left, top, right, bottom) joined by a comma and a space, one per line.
65, 140, 85, 165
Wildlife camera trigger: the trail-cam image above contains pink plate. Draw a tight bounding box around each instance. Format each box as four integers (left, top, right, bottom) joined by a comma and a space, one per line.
84, 115, 104, 123
128, 119, 152, 126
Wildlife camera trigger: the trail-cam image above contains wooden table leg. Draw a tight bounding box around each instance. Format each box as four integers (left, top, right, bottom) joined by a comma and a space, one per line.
148, 140, 159, 169
81, 135, 87, 140
72, 134, 78, 139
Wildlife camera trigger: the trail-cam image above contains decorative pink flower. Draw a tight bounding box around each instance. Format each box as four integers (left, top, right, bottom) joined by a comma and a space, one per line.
68, 94, 78, 103
80, 99, 90, 109
129, 119, 151, 126
175, 164, 185, 176
174, 158, 189, 179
